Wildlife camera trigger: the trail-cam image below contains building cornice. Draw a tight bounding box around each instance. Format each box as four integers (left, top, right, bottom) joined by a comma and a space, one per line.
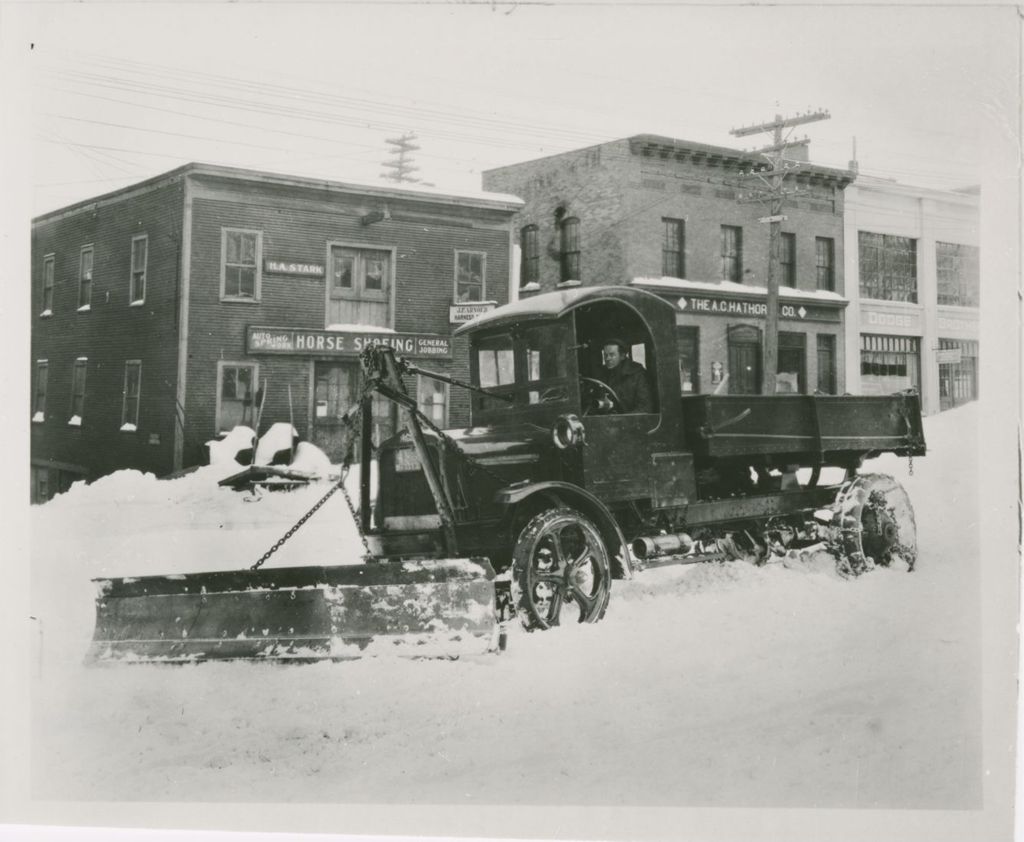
627, 134, 856, 190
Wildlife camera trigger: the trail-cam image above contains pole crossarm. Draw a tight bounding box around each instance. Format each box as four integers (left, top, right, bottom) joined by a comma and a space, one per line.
752, 137, 811, 155
729, 110, 831, 137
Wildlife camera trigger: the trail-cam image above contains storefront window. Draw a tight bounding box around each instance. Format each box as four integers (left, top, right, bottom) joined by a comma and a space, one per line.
860, 334, 920, 395
777, 332, 805, 393
417, 376, 448, 426
938, 338, 978, 410
217, 362, 257, 433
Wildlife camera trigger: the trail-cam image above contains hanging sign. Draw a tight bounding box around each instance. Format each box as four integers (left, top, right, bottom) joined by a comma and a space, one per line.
247, 326, 452, 358
450, 301, 498, 324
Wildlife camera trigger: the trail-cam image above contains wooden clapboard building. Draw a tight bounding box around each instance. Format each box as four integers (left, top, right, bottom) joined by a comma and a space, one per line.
30, 163, 521, 502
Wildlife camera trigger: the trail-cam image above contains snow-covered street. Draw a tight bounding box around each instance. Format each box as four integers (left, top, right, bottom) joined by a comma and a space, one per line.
19, 403, 1009, 837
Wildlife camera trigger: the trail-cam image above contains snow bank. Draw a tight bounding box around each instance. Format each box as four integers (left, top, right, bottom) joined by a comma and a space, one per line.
25, 403, 987, 816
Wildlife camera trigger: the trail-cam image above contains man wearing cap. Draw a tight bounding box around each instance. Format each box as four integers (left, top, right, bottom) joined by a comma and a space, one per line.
597, 338, 653, 413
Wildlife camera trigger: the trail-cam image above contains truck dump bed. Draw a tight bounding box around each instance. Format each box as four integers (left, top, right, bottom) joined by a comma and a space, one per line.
681, 392, 925, 463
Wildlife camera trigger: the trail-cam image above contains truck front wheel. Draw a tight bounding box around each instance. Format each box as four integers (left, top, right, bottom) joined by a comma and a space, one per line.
511, 507, 612, 631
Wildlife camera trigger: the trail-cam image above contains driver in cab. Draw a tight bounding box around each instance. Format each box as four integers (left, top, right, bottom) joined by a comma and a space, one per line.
595, 338, 652, 413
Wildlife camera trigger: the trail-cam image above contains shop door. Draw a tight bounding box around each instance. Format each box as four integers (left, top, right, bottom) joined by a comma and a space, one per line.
727, 325, 761, 394
312, 362, 397, 462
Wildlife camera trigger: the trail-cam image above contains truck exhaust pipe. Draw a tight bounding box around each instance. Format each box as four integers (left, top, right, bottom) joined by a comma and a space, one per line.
631, 532, 695, 561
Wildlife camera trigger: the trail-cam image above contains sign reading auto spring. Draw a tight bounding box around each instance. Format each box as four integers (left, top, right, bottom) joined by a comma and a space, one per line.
247, 326, 452, 358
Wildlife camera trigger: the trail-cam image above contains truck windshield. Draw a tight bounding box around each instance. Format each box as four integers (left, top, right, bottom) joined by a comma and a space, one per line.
472, 323, 571, 415
477, 334, 515, 388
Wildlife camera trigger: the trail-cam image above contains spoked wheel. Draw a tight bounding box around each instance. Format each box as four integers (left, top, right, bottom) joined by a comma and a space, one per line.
511, 507, 612, 630
830, 473, 918, 576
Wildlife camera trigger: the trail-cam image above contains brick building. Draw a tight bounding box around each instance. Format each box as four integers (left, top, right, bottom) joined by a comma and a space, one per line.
843, 176, 980, 415
30, 163, 521, 502
483, 134, 855, 398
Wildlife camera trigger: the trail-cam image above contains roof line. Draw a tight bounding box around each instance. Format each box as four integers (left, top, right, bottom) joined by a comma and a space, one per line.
33, 161, 523, 223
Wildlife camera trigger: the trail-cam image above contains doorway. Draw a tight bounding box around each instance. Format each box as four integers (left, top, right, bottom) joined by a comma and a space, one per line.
312, 362, 396, 461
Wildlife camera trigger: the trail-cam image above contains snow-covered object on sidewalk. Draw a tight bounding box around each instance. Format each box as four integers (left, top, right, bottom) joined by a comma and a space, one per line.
289, 440, 333, 477
254, 422, 299, 466
206, 425, 256, 466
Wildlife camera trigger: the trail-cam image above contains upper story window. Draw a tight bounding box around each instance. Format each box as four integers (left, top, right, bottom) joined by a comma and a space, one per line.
130, 235, 148, 304
221, 228, 262, 301
41, 255, 55, 315
33, 360, 48, 422
816, 237, 835, 292
936, 241, 979, 307
720, 225, 743, 282
121, 360, 142, 430
780, 233, 796, 286
78, 246, 94, 310
455, 250, 486, 302
859, 231, 917, 303
662, 218, 685, 279
520, 225, 540, 288
70, 357, 88, 424
560, 217, 580, 282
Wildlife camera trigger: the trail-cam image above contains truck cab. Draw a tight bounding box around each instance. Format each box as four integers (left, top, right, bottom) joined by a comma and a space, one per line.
457, 285, 695, 509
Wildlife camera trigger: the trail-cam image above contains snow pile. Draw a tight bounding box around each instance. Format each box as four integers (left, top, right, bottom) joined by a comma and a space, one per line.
253, 422, 299, 465
25, 403, 988, 817
289, 440, 333, 476
206, 425, 255, 466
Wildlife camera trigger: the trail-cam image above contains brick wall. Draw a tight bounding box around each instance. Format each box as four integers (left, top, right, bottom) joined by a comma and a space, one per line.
31, 178, 185, 480
485, 138, 846, 297
182, 177, 512, 465
483, 142, 632, 289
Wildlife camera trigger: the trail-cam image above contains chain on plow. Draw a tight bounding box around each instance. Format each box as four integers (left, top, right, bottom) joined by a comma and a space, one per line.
250, 409, 370, 571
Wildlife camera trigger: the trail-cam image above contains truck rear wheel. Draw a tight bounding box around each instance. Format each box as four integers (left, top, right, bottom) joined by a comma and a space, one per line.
830, 473, 918, 575
511, 507, 611, 631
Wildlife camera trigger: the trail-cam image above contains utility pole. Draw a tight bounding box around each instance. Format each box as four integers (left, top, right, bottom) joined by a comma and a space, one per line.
730, 110, 830, 393
381, 132, 423, 185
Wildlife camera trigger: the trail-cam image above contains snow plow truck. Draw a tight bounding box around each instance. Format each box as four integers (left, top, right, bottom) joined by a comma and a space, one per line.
89, 285, 925, 663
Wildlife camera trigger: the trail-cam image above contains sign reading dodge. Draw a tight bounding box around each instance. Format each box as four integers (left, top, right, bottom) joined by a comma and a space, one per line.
676, 295, 841, 323
247, 326, 452, 358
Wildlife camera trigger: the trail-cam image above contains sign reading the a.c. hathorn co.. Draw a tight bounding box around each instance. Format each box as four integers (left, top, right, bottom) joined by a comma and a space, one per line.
264, 260, 325, 277
247, 326, 451, 358
676, 294, 841, 323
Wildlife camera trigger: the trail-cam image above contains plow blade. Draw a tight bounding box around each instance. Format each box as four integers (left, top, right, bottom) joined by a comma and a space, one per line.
87, 558, 497, 664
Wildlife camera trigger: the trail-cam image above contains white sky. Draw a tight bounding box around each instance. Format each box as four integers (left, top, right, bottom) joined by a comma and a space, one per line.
5, 2, 1020, 216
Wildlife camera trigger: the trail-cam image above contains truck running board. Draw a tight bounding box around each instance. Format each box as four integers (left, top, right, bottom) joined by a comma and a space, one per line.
87, 558, 498, 663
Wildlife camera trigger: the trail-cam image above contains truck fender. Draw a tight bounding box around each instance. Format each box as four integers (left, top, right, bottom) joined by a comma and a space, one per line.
496, 481, 634, 580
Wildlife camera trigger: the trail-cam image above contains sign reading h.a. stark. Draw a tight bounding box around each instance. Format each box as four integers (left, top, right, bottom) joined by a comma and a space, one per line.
247, 326, 452, 358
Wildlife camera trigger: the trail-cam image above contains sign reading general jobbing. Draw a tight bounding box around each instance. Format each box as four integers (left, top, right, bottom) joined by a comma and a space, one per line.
247, 326, 452, 358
